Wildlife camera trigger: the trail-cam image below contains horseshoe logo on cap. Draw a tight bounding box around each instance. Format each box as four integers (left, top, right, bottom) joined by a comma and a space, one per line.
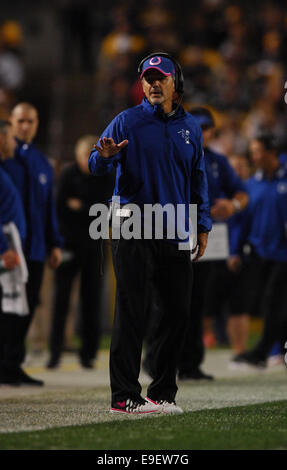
149, 57, 162, 65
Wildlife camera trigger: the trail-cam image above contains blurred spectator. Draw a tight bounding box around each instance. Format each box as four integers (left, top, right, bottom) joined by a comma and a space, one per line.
0, 40, 24, 91
1, 20, 24, 54
1, 102, 63, 385
0, 120, 36, 387
56, 0, 95, 73
203, 154, 251, 356
0, 19, 25, 119
47, 135, 114, 369
98, 6, 145, 72
230, 134, 287, 369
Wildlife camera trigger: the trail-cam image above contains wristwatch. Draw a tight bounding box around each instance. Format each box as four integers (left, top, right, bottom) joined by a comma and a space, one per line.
232, 198, 241, 213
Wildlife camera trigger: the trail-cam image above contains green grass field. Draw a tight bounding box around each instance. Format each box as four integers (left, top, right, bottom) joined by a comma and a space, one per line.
0, 400, 286, 450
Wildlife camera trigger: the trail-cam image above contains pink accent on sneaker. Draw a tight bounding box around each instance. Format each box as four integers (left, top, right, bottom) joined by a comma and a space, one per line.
110, 407, 129, 413
116, 401, 126, 407
110, 407, 159, 414
145, 397, 158, 405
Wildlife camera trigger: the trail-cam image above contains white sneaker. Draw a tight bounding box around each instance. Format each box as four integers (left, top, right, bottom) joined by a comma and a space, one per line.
146, 397, 183, 414
110, 397, 162, 414
268, 354, 284, 367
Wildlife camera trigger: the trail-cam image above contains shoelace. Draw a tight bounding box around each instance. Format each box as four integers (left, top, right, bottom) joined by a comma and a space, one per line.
158, 400, 176, 406
126, 398, 147, 412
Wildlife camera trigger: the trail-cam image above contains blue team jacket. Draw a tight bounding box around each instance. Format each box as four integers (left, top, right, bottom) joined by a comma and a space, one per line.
202, 147, 247, 255
203, 147, 246, 206
234, 165, 287, 262
0, 167, 26, 254
89, 98, 212, 241
1, 140, 63, 261
280, 152, 287, 166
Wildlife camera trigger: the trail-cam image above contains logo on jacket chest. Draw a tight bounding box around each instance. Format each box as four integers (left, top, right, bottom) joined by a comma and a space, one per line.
277, 182, 287, 194
39, 173, 47, 185
177, 129, 191, 144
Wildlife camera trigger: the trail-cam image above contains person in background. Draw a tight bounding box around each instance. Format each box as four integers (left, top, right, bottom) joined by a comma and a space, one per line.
46, 135, 114, 369
230, 134, 287, 369
1, 103, 63, 386
0, 120, 32, 386
202, 154, 251, 359
176, 107, 249, 381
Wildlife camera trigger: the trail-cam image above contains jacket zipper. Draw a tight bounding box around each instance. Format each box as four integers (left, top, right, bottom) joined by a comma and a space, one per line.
165, 121, 169, 138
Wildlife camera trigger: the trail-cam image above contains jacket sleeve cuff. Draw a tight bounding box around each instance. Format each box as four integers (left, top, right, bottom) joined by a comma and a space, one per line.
197, 223, 212, 234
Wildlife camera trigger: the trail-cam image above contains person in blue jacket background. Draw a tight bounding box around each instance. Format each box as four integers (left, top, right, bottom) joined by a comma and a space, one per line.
175, 107, 249, 381
89, 52, 212, 414
0, 120, 25, 271
0, 119, 34, 386
230, 133, 287, 368
1, 103, 63, 386
201, 154, 251, 360
279, 152, 287, 166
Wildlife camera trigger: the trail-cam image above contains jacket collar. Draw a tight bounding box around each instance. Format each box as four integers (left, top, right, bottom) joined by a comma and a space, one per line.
16, 138, 33, 153
141, 97, 184, 120
254, 164, 287, 181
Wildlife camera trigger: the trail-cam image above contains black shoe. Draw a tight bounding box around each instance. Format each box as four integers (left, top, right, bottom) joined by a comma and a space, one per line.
0, 368, 21, 386
231, 351, 266, 369
46, 357, 60, 369
80, 358, 94, 369
178, 368, 214, 381
17, 368, 44, 386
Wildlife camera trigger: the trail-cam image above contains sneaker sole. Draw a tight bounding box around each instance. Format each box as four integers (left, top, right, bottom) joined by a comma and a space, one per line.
110, 408, 161, 415
228, 361, 266, 371
162, 408, 183, 414
145, 398, 183, 414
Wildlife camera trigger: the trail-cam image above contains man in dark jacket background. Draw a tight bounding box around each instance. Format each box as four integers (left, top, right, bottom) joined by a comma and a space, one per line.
47, 135, 114, 369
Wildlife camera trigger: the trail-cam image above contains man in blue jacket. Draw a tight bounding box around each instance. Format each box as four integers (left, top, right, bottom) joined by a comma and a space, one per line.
89, 53, 212, 414
0, 119, 31, 385
0, 121, 24, 271
1, 103, 63, 385
230, 133, 287, 368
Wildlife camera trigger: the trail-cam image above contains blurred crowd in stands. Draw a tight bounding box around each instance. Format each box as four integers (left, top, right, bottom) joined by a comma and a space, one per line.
94, 0, 287, 156
0, 19, 25, 118
1, 0, 287, 157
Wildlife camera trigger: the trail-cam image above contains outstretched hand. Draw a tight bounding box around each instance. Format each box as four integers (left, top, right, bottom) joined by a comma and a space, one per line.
94, 137, 128, 159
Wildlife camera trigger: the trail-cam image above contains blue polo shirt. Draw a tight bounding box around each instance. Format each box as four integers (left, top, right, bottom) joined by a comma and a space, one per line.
234, 165, 287, 262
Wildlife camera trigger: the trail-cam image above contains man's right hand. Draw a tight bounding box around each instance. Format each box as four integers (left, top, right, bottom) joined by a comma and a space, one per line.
94, 137, 128, 159
227, 255, 241, 272
1, 250, 20, 270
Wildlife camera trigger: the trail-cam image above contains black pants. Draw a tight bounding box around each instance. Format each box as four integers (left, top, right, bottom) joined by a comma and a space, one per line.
110, 238, 193, 405
0, 260, 44, 369
250, 260, 287, 359
48, 243, 103, 362
0, 309, 27, 370
177, 261, 212, 374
